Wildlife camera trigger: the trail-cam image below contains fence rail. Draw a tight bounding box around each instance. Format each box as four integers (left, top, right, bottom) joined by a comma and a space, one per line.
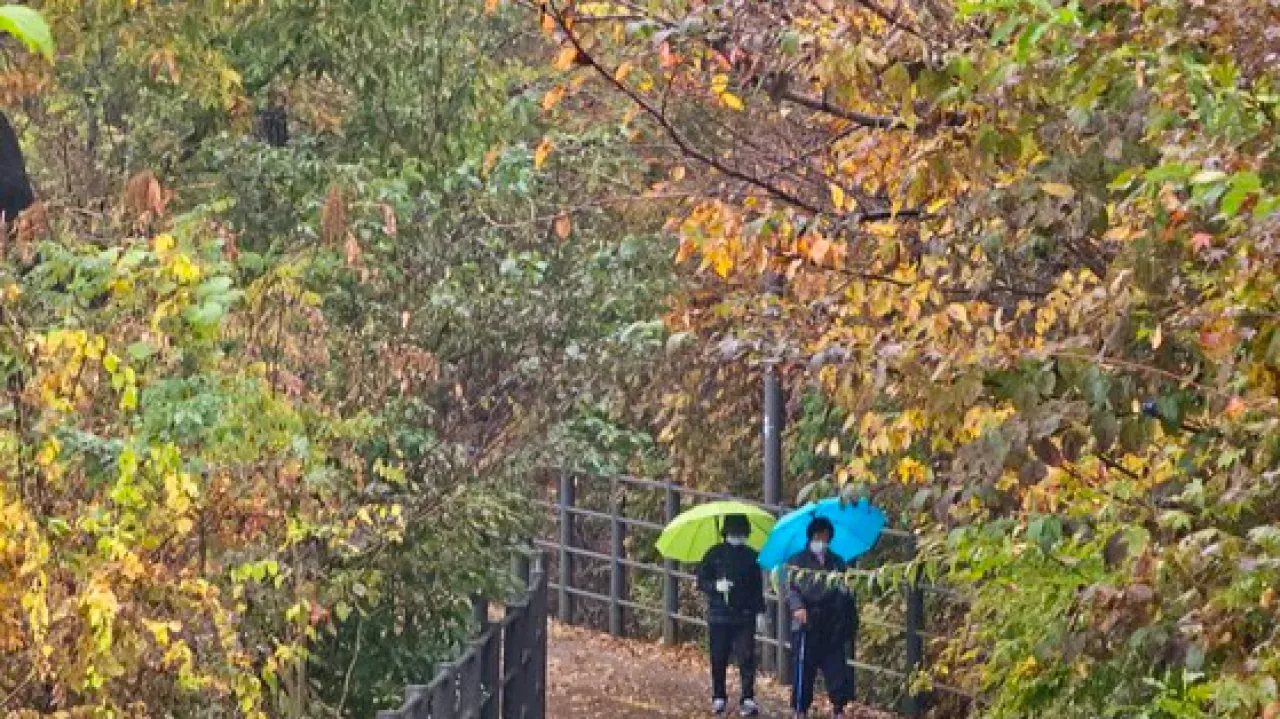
376, 551, 549, 719
540, 469, 973, 716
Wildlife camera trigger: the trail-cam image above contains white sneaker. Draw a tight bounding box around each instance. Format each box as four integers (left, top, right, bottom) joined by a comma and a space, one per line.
712, 698, 728, 715
739, 698, 760, 716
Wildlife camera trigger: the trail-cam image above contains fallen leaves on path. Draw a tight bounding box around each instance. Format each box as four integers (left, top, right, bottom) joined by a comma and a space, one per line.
547, 622, 897, 718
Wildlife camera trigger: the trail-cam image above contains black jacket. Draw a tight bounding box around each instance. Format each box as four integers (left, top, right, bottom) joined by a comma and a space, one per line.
697, 543, 766, 624
786, 549, 856, 634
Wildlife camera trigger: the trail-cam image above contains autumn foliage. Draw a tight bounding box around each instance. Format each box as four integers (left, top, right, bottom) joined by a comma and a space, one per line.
535, 0, 1280, 714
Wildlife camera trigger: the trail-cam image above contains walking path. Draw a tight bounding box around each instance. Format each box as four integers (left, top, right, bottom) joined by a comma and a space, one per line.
547, 622, 894, 718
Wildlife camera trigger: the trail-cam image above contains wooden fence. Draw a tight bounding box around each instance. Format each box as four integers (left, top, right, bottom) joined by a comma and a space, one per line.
375, 550, 549, 719
534, 470, 972, 717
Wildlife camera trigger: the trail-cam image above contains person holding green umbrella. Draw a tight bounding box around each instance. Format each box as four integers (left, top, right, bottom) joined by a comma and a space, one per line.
696, 514, 765, 716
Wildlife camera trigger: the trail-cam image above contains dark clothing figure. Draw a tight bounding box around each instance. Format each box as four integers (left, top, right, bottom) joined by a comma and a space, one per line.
257, 106, 289, 147
787, 547, 856, 714
698, 542, 766, 625
697, 515, 765, 712
792, 627, 854, 715
0, 112, 34, 225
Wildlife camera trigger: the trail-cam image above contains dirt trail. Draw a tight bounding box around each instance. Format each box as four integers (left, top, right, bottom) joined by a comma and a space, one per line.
546, 622, 893, 718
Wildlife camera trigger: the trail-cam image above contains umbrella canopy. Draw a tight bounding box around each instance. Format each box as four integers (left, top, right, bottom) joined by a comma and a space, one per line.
655, 500, 777, 563
757, 497, 886, 570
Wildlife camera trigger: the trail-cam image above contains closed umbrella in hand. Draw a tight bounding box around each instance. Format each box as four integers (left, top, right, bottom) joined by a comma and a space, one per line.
655, 500, 776, 563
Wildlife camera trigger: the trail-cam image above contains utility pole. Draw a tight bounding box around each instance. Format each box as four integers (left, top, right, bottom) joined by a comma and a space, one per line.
761, 270, 790, 681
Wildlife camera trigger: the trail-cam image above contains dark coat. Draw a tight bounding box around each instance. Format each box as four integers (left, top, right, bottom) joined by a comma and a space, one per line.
785, 549, 856, 634
697, 542, 766, 625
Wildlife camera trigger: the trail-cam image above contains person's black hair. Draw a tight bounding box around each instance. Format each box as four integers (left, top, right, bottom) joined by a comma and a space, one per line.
806, 516, 835, 540
722, 514, 750, 537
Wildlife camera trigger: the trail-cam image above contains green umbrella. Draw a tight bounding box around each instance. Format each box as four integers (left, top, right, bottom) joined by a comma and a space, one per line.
655, 500, 777, 563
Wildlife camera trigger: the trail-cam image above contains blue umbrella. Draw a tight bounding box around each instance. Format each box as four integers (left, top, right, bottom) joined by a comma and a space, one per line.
757, 497, 887, 570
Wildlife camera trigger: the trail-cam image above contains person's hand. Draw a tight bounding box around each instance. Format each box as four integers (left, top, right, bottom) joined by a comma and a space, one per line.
793, 608, 807, 625
715, 578, 733, 594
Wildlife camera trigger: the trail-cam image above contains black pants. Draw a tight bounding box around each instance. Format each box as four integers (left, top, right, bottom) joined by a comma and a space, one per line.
709, 621, 756, 700
791, 629, 853, 713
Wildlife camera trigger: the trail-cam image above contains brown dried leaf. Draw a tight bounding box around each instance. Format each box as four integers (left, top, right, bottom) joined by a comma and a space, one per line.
344, 233, 362, 266
321, 185, 347, 245
554, 212, 572, 239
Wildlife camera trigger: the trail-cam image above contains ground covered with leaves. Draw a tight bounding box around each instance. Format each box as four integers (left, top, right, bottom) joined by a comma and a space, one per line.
548, 622, 895, 719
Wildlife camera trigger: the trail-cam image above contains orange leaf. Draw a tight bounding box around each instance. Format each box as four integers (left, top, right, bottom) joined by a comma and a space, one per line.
675, 237, 696, 264
554, 213, 572, 239
483, 147, 502, 173
542, 85, 566, 111
614, 61, 634, 83
554, 46, 578, 71
659, 42, 679, 68
534, 138, 553, 169
484, 0, 499, 14
1225, 396, 1246, 420
809, 236, 832, 265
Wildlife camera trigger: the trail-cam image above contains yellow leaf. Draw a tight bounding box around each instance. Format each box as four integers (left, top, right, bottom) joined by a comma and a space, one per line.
542, 85, 566, 111
1041, 182, 1076, 199
554, 46, 578, 71
720, 91, 744, 111
711, 73, 730, 95
554, 213, 572, 239
829, 183, 846, 211
670, 166, 686, 181
712, 251, 733, 278
614, 61, 634, 83
484, 0, 499, 13
534, 138, 553, 169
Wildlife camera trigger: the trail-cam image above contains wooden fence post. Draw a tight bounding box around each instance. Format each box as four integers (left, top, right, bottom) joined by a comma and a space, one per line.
558, 472, 575, 624
662, 479, 680, 646
609, 483, 627, 637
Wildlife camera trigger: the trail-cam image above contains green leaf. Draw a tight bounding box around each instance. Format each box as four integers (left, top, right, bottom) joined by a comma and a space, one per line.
0, 5, 54, 61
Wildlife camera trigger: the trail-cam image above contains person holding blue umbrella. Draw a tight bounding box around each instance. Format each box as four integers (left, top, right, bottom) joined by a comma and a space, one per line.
759, 497, 886, 718
785, 517, 855, 718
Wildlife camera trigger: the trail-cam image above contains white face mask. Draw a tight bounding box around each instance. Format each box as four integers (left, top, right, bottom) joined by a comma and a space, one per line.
726, 535, 747, 547
809, 540, 828, 556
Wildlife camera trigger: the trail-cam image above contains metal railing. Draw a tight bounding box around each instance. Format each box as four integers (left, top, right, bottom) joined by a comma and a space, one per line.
535, 470, 972, 716
376, 551, 549, 719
